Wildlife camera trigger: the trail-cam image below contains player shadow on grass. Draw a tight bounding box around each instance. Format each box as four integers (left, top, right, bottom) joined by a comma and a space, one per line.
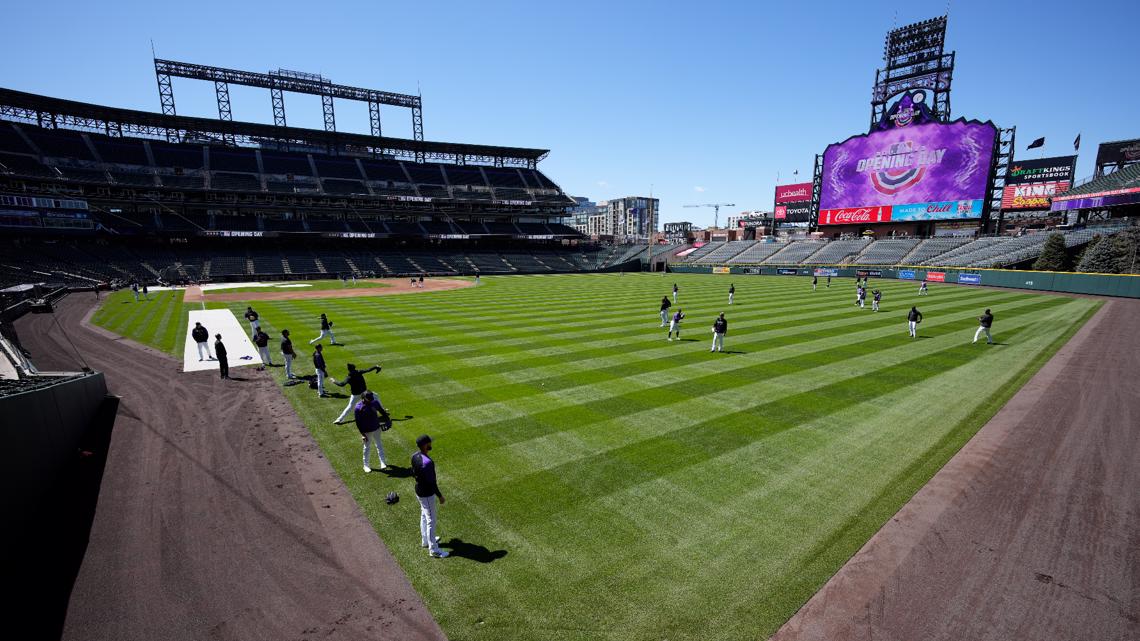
439, 538, 508, 563
379, 465, 413, 479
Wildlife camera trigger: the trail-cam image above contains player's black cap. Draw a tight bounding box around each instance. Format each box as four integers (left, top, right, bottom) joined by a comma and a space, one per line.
416, 434, 432, 447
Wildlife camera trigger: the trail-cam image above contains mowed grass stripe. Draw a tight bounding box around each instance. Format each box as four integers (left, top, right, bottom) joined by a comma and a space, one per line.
93, 273, 1099, 641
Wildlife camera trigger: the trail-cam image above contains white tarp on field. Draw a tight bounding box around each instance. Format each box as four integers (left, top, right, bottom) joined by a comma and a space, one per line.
152, 281, 313, 292
183, 308, 261, 373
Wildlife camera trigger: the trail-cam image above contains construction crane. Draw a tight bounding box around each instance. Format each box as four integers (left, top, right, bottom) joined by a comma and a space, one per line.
683, 203, 736, 229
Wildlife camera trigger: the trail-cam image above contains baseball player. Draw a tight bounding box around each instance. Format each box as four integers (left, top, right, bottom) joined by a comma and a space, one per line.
141, 283, 149, 300
253, 329, 272, 370
871, 289, 882, 312
412, 434, 448, 558
827, 275, 831, 288
313, 344, 332, 397
728, 284, 735, 305
355, 391, 390, 473
191, 322, 213, 361
214, 334, 229, 380
711, 312, 728, 353
667, 309, 685, 341
334, 363, 383, 424
973, 308, 995, 344
131, 282, 139, 302
244, 306, 261, 337
309, 313, 338, 345
812, 275, 817, 291
419, 274, 425, 288
919, 279, 928, 295
659, 296, 672, 327
856, 285, 865, 308
280, 329, 297, 379
907, 306, 923, 338
672, 283, 678, 303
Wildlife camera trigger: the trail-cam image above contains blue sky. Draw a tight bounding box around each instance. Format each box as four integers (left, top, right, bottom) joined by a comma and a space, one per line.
2, 0, 1136, 227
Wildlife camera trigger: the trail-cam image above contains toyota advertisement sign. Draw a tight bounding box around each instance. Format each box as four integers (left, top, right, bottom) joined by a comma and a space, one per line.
819, 119, 997, 225
774, 182, 813, 223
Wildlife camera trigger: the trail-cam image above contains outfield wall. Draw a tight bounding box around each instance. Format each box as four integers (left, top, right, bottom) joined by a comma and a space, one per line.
668, 264, 1140, 298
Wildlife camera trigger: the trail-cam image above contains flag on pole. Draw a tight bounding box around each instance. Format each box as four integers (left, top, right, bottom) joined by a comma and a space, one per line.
1027, 137, 1045, 150
1073, 133, 1081, 151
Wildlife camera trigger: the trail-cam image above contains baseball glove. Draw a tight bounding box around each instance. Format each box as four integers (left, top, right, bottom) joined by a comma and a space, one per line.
385, 491, 399, 505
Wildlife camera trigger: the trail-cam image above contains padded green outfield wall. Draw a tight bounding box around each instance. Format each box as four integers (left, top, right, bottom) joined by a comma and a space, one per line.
668, 264, 1140, 298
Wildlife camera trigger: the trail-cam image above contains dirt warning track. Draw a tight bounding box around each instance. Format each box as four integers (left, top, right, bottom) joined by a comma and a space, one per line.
772, 298, 1140, 641
16, 297, 446, 641
184, 277, 473, 303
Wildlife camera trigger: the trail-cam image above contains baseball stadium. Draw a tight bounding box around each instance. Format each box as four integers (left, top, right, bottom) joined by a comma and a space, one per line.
2, 7, 1137, 641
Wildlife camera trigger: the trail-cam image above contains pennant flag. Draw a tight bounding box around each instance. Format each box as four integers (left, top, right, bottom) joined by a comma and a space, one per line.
1074, 133, 1081, 151
1027, 137, 1045, 150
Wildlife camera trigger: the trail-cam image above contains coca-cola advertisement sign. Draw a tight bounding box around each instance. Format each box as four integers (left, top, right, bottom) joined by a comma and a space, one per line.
775, 182, 813, 204
819, 118, 996, 223
818, 206, 893, 225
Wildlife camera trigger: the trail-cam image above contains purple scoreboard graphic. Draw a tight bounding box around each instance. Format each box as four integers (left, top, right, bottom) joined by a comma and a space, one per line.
819, 119, 998, 224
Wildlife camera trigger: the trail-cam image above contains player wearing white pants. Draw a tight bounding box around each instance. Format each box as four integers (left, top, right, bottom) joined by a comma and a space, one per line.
659, 296, 671, 327
309, 313, 337, 345
354, 392, 389, 472
667, 310, 684, 341
191, 322, 212, 360
973, 309, 994, 344
728, 284, 735, 305
412, 435, 448, 558
907, 306, 923, 338
334, 364, 382, 424
196, 341, 212, 360
711, 312, 727, 352
280, 329, 297, 379
313, 344, 331, 397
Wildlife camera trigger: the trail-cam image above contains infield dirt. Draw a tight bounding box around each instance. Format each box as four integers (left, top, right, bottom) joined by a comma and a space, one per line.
183, 277, 473, 303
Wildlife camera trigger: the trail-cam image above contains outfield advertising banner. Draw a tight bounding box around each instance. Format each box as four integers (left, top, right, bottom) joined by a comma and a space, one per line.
856, 269, 883, 278
712, 267, 731, 274
775, 201, 812, 222
819, 119, 997, 225
777, 268, 798, 275
958, 273, 981, 285
926, 271, 946, 282
813, 267, 839, 277
898, 269, 916, 280
775, 182, 813, 204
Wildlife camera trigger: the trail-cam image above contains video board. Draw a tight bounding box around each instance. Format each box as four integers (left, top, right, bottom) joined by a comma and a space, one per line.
818, 119, 997, 225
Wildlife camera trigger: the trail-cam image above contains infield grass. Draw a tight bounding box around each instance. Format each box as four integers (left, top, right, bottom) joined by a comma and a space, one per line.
94, 273, 1100, 641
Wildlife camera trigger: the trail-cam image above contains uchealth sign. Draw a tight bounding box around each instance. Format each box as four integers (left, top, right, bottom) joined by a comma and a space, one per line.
926, 271, 946, 282
813, 267, 839, 277
775, 182, 813, 204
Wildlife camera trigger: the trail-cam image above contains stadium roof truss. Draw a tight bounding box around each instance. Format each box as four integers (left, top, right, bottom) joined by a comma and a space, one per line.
0, 88, 547, 168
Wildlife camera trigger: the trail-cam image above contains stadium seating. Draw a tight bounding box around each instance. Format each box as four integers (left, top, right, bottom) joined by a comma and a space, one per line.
852, 239, 921, 264
682, 242, 725, 262
762, 241, 826, 264
690, 240, 755, 264
803, 239, 869, 264
726, 242, 785, 264
900, 237, 974, 264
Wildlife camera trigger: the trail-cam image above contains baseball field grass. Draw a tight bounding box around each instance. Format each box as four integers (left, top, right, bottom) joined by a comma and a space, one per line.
93, 273, 1100, 641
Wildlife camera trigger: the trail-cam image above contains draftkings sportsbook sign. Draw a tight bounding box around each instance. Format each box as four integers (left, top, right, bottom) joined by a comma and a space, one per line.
1000, 156, 1076, 211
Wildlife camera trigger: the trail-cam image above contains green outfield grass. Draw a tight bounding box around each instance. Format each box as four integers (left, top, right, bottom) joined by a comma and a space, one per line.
93, 273, 1100, 641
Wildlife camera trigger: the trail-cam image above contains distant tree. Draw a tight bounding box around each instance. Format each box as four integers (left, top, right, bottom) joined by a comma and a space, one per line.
1033, 232, 1070, 272
1073, 234, 1102, 267
1077, 228, 1140, 274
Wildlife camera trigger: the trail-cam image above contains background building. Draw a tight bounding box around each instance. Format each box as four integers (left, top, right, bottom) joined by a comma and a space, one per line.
572, 195, 659, 242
